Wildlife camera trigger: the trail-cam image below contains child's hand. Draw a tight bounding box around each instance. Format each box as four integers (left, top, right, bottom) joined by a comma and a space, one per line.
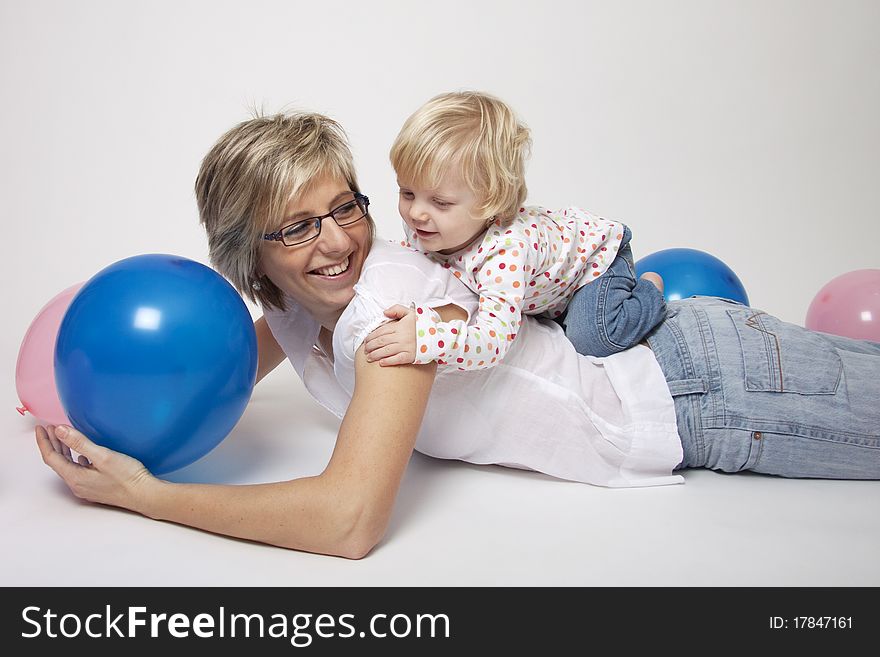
363, 304, 418, 366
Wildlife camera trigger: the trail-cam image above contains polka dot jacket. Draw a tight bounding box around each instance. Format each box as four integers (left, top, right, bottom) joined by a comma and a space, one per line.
401, 205, 624, 370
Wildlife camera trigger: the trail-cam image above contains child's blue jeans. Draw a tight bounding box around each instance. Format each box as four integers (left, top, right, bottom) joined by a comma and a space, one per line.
561, 225, 667, 357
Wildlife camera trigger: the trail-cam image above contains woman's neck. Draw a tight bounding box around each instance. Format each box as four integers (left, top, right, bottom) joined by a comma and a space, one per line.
317, 326, 334, 361
315, 309, 343, 333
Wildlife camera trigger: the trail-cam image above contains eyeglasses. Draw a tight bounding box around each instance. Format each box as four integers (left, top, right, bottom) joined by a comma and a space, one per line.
263, 192, 370, 247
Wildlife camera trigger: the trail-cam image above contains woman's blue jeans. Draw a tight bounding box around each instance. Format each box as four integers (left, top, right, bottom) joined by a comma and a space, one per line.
646, 296, 880, 478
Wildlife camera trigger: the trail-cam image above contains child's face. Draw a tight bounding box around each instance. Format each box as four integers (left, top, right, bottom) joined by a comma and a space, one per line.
397, 169, 487, 255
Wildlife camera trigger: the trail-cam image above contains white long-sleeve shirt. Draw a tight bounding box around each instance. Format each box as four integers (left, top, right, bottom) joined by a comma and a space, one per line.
263, 239, 683, 488
400, 205, 623, 369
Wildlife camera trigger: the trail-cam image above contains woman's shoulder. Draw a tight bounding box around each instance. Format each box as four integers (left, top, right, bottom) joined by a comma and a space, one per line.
347, 238, 476, 313
361, 239, 464, 291
364, 238, 431, 269
333, 238, 477, 368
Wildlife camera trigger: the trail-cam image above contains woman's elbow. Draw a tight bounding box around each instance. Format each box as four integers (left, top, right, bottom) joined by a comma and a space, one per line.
336, 504, 390, 560
338, 535, 379, 560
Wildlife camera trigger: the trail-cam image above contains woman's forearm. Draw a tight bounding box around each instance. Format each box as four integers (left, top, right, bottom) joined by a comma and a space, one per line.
39, 423, 383, 559
147, 349, 436, 558
141, 475, 371, 558
37, 347, 435, 559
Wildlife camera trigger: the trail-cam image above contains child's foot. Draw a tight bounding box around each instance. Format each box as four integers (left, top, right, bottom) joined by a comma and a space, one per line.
640, 271, 664, 294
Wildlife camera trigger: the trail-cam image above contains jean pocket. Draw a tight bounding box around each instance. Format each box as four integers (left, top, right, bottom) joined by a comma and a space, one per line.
727, 309, 842, 394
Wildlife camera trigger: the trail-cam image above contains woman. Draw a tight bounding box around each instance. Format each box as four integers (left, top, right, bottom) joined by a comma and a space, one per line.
36, 112, 880, 559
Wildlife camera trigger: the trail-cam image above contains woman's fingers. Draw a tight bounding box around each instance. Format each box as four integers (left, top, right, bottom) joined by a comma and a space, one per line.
45, 424, 62, 454
36, 426, 80, 478
37, 425, 59, 458
36, 424, 152, 511
59, 433, 72, 461
53, 425, 110, 467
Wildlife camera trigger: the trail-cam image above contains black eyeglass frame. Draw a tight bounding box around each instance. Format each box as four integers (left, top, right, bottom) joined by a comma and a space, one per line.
263, 193, 370, 247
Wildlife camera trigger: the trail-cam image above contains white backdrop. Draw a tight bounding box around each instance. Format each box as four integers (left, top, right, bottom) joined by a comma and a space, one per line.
2, 0, 879, 586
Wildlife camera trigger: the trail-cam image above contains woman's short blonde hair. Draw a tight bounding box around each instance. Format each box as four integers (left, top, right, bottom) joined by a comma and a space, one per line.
195, 111, 373, 311
390, 91, 532, 223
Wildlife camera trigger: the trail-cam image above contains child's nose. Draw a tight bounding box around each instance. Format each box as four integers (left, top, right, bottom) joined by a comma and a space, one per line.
409, 200, 430, 222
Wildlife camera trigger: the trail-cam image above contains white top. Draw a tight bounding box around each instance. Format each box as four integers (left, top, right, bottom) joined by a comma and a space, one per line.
400, 205, 624, 368
264, 239, 684, 488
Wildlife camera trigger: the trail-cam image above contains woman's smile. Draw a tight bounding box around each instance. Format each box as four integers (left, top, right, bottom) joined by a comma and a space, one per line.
309, 255, 351, 278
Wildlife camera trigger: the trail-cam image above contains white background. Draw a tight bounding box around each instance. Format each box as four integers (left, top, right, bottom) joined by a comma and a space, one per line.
2, 0, 878, 586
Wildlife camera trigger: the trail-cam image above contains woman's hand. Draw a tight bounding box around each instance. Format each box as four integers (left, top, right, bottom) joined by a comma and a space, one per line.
36, 424, 158, 516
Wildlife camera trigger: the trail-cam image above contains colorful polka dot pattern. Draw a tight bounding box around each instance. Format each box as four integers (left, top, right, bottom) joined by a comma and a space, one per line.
402, 205, 623, 370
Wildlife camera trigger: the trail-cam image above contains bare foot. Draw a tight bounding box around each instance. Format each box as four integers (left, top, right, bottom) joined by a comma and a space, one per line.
640, 271, 664, 294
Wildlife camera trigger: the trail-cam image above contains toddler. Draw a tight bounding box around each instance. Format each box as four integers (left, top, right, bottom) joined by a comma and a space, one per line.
364, 91, 665, 368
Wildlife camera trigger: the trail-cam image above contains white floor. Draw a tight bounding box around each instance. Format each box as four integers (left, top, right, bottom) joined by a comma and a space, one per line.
3, 361, 878, 587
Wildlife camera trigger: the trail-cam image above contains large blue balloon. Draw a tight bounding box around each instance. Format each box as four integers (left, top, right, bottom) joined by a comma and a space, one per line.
55, 254, 257, 474
635, 247, 750, 306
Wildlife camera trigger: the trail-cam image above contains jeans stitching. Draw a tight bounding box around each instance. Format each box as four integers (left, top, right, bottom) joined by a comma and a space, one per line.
711, 414, 880, 445
694, 307, 726, 425
655, 305, 707, 466
744, 311, 784, 392
746, 428, 764, 470
731, 309, 843, 394
594, 275, 615, 349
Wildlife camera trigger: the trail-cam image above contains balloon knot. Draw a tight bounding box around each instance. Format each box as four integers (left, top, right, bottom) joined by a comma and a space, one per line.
16, 406, 28, 416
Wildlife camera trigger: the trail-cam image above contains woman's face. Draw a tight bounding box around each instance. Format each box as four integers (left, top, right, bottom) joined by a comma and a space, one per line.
259, 175, 371, 327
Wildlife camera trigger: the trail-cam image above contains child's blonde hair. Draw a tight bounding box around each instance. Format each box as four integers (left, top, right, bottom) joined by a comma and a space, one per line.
390, 91, 532, 223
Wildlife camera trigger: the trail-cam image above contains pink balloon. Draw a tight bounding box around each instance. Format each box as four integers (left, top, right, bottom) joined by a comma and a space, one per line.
805, 269, 880, 341
15, 282, 84, 425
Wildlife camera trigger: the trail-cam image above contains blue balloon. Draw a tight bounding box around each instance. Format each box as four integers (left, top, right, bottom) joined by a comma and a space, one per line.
635, 247, 749, 306
55, 254, 257, 474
